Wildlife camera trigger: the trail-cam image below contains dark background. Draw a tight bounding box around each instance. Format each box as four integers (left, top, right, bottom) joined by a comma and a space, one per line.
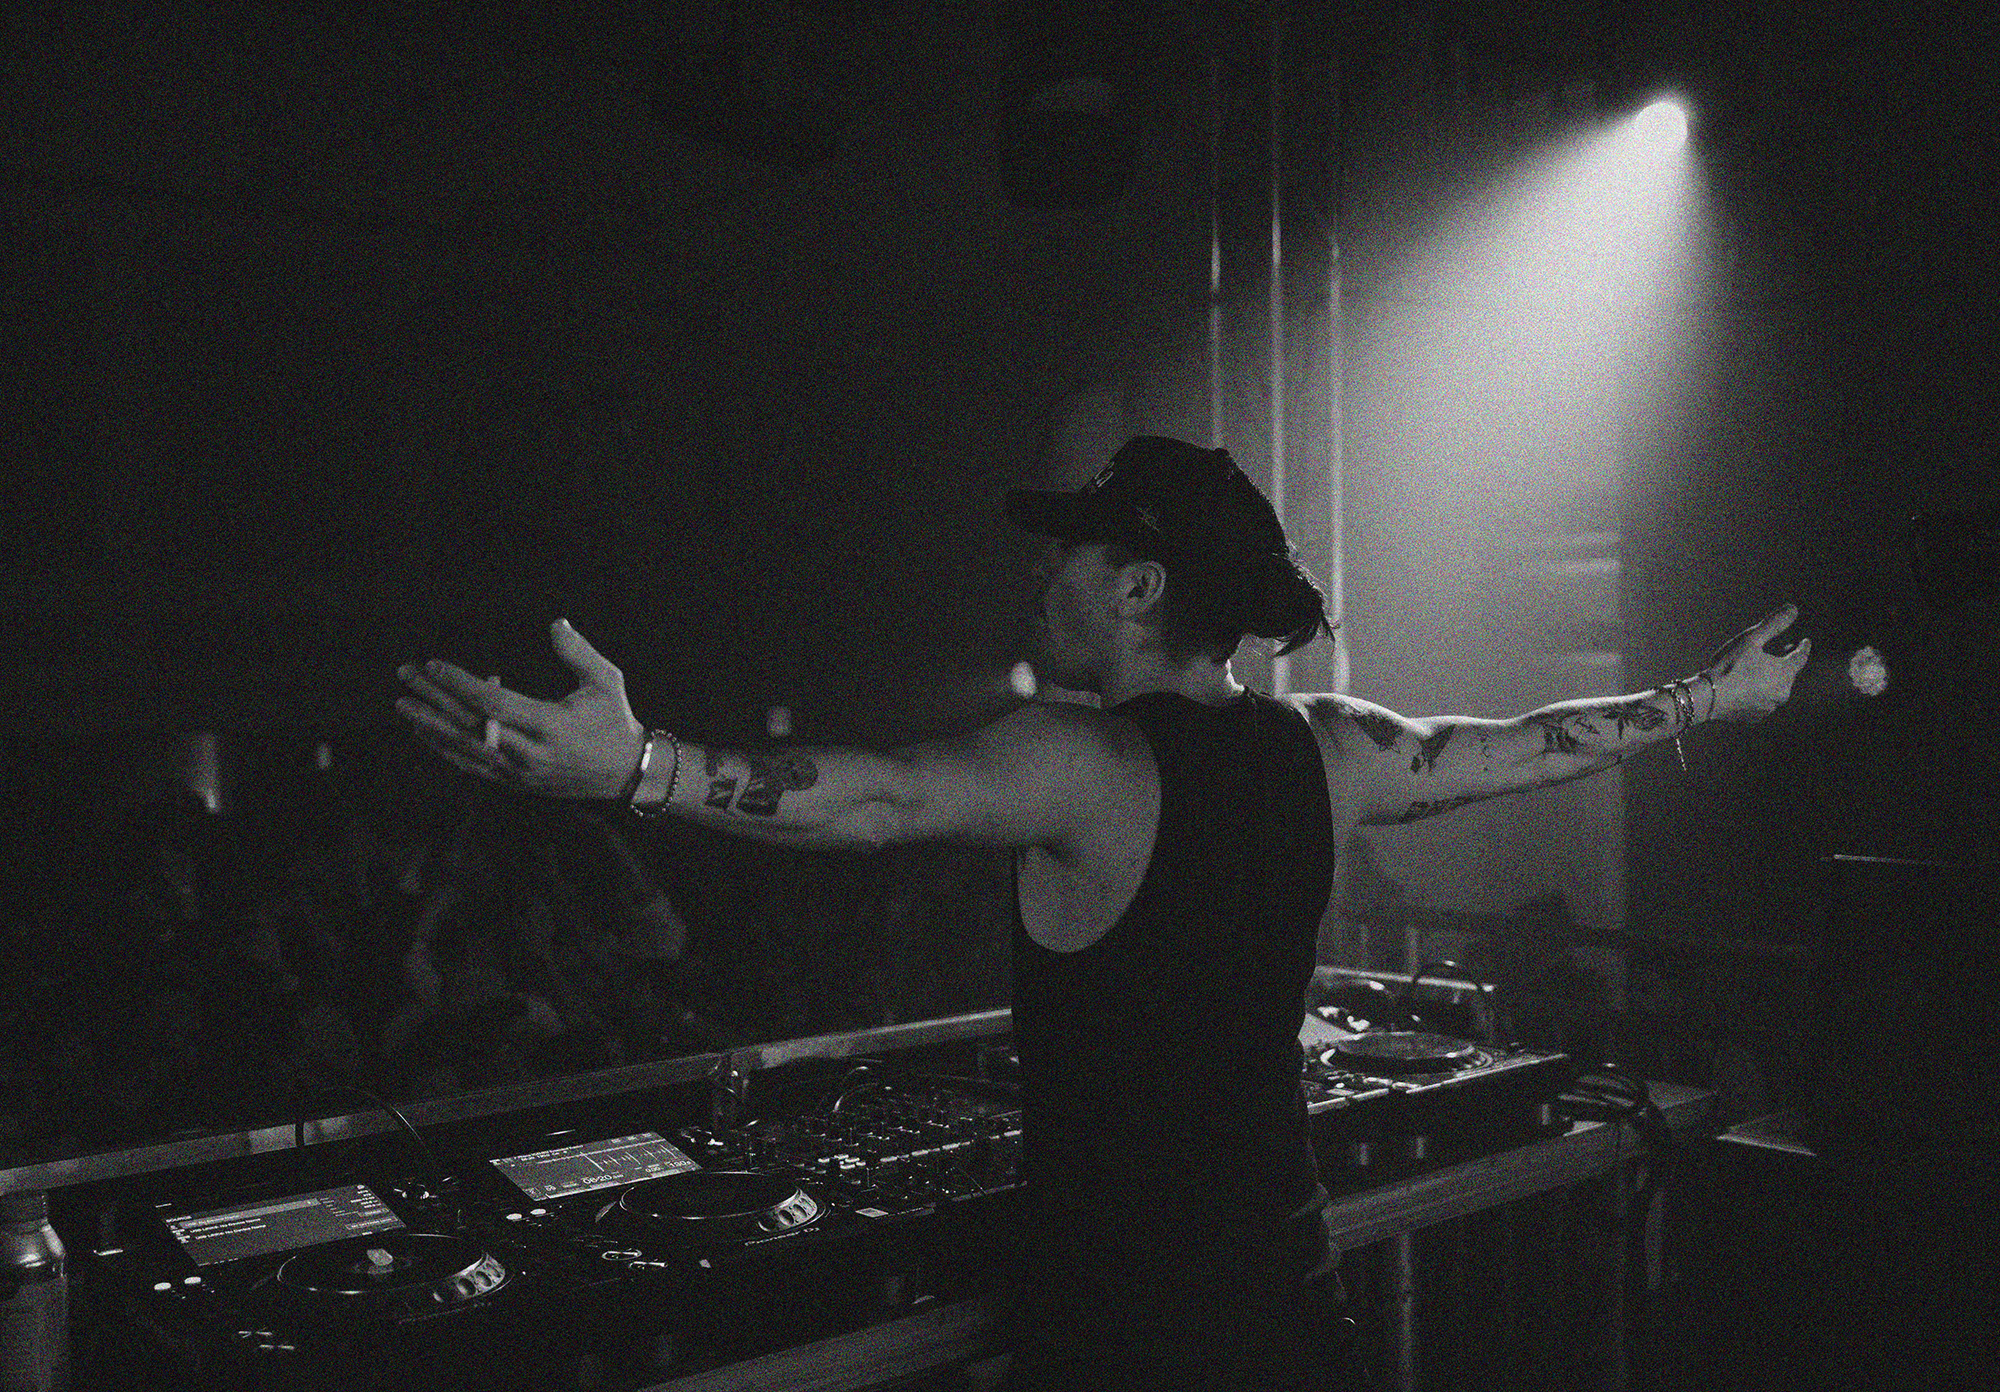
3, 1, 1996, 1160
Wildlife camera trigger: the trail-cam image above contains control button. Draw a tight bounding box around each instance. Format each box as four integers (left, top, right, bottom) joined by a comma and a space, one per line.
152, 1281, 174, 1293
529, 1207, 548, 1217
182, 1275, 203, 1286
505, 1212, 525, 1222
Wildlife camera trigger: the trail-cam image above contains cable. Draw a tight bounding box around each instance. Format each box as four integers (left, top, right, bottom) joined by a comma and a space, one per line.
1558, 1064, 1682, 1203
292, 1081, 447, 1187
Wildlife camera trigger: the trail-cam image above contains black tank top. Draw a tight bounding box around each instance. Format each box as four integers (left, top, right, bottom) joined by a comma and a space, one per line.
1011, 690, 1337, 1216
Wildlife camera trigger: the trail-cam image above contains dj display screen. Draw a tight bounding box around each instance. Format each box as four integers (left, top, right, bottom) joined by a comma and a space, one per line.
157, 1185, 406, 1266
489, 1132, 700, 1202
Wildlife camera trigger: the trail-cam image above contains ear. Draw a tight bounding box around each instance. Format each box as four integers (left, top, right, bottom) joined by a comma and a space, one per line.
1115, 559, 1169, 622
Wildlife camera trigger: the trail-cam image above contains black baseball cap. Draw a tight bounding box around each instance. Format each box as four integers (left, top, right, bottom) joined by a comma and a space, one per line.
1004, 436, 1290, 562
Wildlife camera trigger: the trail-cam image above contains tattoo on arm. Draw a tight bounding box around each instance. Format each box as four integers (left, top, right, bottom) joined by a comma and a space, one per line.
1528, 713, 1585, 757
736, 753, 819, 816
1395, 793, 1487, 823
1347, 704, 1402, 752
1411, 726, 1454, 774
703, 751, 738, 811
1397, 750, 1621, 821
703, 749, 820, 817
1606, 697, 1668, 738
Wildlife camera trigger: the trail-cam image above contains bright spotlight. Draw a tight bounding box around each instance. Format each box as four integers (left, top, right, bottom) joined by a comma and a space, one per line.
1633, 100, 1688, 152
1847, 647, 1889, 698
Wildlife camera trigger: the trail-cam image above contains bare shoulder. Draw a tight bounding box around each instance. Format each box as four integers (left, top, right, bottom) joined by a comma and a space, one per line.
976, 699, 1154, 774
953, 700, 1155, 854
1290, 692, 1439, 831
1293, 692, 1423, 759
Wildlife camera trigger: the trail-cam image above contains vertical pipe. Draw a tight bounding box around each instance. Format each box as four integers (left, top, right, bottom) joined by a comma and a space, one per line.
1388, 1229, 1419, 1392
1208, 46, 1224, 449
1267, 1, 1289, 696
1326, 45, 1351, 694
1607, 1164, 1631, 1391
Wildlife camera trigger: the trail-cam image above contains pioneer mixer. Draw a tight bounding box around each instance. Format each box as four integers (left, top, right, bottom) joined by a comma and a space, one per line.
86, 1040, 1566, 1390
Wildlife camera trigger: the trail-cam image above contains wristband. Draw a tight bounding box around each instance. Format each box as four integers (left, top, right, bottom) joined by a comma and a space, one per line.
630, 732, 680, 819
615, 731, 653, 807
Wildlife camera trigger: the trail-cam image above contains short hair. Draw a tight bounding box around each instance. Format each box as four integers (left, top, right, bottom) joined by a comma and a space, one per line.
1099, 537, 1335, 663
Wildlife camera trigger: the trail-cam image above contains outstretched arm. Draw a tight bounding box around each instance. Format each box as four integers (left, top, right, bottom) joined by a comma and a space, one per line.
395, 620, 1104, 852
1305, 604, 1810, 828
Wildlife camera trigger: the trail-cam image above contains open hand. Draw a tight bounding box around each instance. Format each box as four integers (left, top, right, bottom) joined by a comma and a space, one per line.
1703, 603, 1812, 722
395, 620, 647, 799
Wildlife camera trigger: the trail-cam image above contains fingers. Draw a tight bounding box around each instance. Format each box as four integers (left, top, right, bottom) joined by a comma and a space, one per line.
1747, 602, 1802, 644
550, 618, 624, 689
395, 697, 540, 781
1708, 603, 1808, 675
1786, 636, 1812, 669
398, 706, 502, 781
396, 664, 484, 731
402, 660, 551, 734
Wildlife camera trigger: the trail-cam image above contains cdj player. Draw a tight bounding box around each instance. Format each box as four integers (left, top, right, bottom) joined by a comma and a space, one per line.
1299, 1011, 1574, 1168
87, 1039, 1566, 1391
94, 1083, 1027, 1392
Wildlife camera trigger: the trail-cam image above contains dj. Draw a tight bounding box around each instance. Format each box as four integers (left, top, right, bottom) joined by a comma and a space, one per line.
396, 436, 1809, 1390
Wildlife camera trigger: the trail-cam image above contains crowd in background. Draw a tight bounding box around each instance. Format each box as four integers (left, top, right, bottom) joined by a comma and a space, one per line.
0, 733, 1012, 1156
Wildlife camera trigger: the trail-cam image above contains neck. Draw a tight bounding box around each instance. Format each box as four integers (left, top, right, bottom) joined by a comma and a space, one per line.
1098, 649, 1244, 707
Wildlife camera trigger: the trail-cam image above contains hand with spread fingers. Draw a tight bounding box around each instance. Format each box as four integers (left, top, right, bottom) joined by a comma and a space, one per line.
1701, 602, 1813, 722
395, 619, 647, 800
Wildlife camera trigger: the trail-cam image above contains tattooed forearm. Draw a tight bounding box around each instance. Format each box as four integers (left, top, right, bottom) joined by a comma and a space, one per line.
1528, 713, 1585, 757
704, 749, 820, 817
1606, 696, 1669, 738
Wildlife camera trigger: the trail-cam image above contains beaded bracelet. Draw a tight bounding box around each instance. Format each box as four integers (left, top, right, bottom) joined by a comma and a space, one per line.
629, 731, 680, 819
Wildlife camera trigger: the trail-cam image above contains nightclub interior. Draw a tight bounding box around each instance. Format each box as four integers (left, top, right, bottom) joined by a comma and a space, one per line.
2, 3, 1995, 1389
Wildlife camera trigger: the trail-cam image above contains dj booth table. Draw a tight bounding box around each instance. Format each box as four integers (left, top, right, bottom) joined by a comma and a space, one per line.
12, 1006, 1712, 1392
650, 1082, 1716, 1392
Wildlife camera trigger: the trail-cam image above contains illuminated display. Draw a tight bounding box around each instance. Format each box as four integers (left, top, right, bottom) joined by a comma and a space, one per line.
157, 1185, 405, 1267
489, 1132, 699, 1201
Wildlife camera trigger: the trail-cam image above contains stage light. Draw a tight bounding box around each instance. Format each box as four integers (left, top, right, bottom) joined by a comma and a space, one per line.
1633, 100, 1689, 152
1847, 647, 1890, 697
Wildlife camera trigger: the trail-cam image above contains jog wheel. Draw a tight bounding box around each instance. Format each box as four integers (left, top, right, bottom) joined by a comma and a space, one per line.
599, 1170, 822, 1246
274, 1232, 507, 1323
1324, 1031, 1486, 1076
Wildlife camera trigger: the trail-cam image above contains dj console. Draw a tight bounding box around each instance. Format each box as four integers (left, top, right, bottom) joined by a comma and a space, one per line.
79, 1032, 1569, 1391
87, 1078, 1027, 1391
1303, 1021, 1573, 1169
